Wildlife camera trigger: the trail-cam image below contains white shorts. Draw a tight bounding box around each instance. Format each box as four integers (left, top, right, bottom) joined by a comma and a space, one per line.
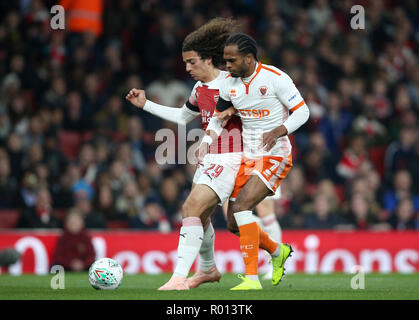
193, 152, 242, 205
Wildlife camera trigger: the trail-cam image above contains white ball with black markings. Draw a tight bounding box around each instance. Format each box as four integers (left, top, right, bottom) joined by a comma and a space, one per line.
88, 258, 123, 290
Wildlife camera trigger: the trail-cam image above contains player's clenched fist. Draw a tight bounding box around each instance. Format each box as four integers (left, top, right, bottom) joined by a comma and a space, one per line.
125, 88, 146, 109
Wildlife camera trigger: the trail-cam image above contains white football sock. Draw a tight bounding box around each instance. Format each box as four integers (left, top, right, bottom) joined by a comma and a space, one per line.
261, 213, 282, 244
252, 214, 262, 228
173, 217, 203, 278
198, 221, 216, 272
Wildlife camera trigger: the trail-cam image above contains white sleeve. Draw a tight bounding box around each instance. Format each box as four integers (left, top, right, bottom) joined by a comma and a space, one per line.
273, 72, 309, 134
206, 113, 224, 136
282, 103, 310, 134
143, 100, 199, 126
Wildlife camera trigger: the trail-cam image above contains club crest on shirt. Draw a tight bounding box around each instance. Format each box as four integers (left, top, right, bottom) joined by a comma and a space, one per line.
259, 86, 268, 96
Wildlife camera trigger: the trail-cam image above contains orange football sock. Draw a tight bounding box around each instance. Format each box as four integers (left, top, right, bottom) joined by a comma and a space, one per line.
238, 222, 260, 276
258, 225, 279, 255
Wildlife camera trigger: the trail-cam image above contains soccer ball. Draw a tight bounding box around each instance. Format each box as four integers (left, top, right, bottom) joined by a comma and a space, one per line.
88, 257, 123, 290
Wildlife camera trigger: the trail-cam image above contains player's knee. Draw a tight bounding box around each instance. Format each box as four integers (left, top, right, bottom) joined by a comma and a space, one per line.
182, 195, 207, 218
231, 201, 249, 214
182, 197, 198, 218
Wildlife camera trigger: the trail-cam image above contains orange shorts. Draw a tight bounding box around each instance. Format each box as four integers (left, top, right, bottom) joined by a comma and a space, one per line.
230, 155, 293, 200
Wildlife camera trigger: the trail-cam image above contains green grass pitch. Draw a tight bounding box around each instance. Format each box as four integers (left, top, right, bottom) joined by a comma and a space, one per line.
0, 273, 418, 300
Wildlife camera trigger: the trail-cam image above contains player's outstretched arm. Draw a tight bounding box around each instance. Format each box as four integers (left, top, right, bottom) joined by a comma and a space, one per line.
125, 88, 199, 126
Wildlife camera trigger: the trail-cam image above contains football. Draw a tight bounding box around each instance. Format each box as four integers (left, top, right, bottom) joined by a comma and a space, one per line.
88, 258, 123, 290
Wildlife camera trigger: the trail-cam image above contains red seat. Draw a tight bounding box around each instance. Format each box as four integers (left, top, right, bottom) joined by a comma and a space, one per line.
107, 220, 130, 229
54, 209, 67, 221
0, 210, 20, 228
59, 130, 82, 160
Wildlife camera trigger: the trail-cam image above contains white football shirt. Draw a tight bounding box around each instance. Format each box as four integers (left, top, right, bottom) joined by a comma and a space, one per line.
218, 62, 306, 158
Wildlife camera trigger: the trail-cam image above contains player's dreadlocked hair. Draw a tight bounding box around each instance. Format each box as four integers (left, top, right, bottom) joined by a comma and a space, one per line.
224, 33, 258, 60
182, 18, 240, 68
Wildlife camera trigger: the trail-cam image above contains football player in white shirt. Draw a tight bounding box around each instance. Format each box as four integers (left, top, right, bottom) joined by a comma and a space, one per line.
200, 33, 310, 290
126, 20, 283, 290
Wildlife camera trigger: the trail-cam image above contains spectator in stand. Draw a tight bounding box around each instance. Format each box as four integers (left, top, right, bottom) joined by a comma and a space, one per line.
42, 76, 67, 110
109, 159, 134, 199
21, 142, 44, 173
18, 187, 61, 228
21, 115, 44, 150
130, 198, 171, 232
67, 162, 95, 201
63, 91, 88, 131
159, 176, 182, 228
78, 143, 98, 186
52, 209, 96, 271
370, 79, 392, 125
9, 96, 30, 138
93, 184, 117, 222
94, 140, 112, 174
276, 165, 310, 229
6, 132, 24, 182
43, 133, 67, 180
0, 156, 18, 208
301, 132, 337, 184
115, 142, 137, 175
387, 198, 417, 230
115, 179, 145, 222
146, 68, 190, 108
317, 92, 353, 154
73, 193, 107, 229
126, 116, 147, 172
15, 171, 39, 209
336, 134, 372, 181
136, 172, 157, 200
33, 162, 50, 189
0, 105, 11, 145
303, 193, 348, 230
343, 193, 386, 231
316, 179, 341, 211
384, 126, 418, 183
382, 169, 419, 216
51, 172, 75, 210
352, 97, 388, 147
93, 94, 128, 140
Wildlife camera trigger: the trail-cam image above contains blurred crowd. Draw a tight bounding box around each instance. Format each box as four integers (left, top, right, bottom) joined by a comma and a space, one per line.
0, 0, 418, 233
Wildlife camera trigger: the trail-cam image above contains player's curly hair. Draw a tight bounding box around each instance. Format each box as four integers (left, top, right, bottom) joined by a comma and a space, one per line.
182, 17, 240, 68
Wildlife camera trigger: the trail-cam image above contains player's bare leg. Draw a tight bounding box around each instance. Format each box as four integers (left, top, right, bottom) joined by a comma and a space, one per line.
158, 184, 220, 290
229, 175, 292, 289
228, 175, 276, 289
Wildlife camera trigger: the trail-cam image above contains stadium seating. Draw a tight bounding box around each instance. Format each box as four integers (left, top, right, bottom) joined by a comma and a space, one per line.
58, 130, 82, 160
0, 210, 20, 229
